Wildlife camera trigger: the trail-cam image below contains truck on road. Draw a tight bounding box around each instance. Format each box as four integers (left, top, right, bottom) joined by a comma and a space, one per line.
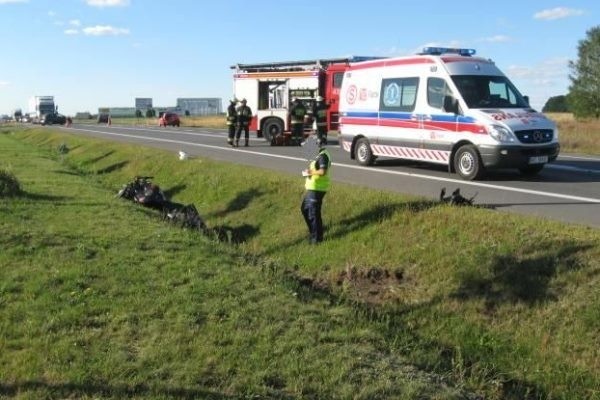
29, 96, 57, 124
231, 57, 381, 144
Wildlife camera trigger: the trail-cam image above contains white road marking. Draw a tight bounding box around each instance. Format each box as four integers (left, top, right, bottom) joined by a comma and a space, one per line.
68, 126, 600, 204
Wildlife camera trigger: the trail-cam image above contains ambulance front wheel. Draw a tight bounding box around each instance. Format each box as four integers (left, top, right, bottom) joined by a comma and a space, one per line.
355, 138, 375, 166
454, 145, 484, 180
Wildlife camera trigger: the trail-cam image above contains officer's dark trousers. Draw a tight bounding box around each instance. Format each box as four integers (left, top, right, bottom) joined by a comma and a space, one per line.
316, 125, 327, 142
235, 124, 249, 144
227, 124, 236, 142
291, 123, 303, 144
301, 190, 326, 243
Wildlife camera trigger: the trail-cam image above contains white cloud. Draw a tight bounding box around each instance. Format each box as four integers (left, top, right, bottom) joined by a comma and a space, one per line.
86, 0, 129, 7
479, 35, 511, 43
505, 57, 570, 109
64, 29, 79, 35
0, 0, 28, 4
0, 81, 9, 87
534, 7, 584, 21
69, 19, 81, 26
83, 25, 130, 36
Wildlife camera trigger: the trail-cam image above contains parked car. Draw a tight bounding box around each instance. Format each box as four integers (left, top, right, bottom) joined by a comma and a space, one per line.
40, 113, 67, 125
97, 113, 110, 123
159, 112, 180, 127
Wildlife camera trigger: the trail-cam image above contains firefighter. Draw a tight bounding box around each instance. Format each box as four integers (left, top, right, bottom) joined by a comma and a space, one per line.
312, 96, 330, 144
235, 98, 253, 147
300, 140, 331, 244
289, 97, 306, 145
226, 98, 238, 146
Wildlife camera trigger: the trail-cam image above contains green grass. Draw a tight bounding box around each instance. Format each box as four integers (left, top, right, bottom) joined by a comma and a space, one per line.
1, 126, 599, 399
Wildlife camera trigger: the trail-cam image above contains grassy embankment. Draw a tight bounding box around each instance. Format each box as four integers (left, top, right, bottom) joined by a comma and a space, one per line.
82, 113, 600, 155
1, 126, 599, 399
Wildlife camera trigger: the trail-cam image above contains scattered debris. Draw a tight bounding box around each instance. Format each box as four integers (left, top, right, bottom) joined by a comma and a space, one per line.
117, 176, 207, 232
439, 187, 477, 206
178, 151, 188, 160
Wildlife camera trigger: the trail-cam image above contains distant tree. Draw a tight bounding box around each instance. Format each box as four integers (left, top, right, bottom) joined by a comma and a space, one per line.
542, 95, 569, 112
568, 26, 600, 118
14, 109, 22, 121
135, 109, 143, 118
145, 109, 156, 118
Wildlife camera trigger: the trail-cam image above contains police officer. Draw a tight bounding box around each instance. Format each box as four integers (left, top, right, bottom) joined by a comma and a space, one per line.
289, 97, 306, 145
301, 140, 331, 244
312, 96, 330, 144
235, 98, 253, 147
226, 98, 238, 146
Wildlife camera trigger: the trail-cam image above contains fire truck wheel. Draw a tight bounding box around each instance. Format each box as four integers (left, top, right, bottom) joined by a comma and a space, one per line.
262, 118, 284, 143
355, 138, 375, 166
454, 144, 484, 180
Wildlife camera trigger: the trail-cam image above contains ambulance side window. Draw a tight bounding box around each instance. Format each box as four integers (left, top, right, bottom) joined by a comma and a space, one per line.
427, 78, 452, 110
379, 77, 419, 112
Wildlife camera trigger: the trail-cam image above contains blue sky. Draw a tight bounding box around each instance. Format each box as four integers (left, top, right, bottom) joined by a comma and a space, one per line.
0, 0, 597, 116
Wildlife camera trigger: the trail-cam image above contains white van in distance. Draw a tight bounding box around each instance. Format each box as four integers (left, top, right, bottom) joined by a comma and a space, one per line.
338, 47, 560, 180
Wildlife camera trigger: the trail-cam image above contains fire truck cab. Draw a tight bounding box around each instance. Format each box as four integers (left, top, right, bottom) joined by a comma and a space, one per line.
231, 57, 380, 145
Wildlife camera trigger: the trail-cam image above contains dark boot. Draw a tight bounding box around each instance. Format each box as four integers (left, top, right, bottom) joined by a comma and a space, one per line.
244, 140, 249, 147
235, 140, 239, 147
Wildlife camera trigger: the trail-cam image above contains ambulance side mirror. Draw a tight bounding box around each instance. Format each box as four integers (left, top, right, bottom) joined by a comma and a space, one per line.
523, 95, 530, 106
443, 95, 459, 114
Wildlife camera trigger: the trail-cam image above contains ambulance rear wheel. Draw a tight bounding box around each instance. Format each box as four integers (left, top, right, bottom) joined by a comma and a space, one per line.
355, 138, 375, 166
454, 145, 484, 180
262, 118, 283, 144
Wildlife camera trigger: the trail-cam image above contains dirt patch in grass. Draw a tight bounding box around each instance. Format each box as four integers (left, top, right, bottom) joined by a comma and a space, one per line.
336, 266, 407, 305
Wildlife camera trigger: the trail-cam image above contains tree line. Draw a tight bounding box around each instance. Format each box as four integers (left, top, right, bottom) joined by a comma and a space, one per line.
543, 25, 600, 118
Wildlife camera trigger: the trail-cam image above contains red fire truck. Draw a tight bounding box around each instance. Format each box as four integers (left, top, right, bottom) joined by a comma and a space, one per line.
230, 57, 381, 144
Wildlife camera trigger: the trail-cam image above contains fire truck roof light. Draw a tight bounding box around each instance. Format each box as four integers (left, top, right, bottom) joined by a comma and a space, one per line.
420, 47, 476, 56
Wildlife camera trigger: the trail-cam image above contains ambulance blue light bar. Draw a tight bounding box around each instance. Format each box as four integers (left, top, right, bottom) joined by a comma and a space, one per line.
420, 47, 476, 56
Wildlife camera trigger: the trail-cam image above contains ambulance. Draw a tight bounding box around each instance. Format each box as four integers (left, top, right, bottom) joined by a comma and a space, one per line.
338, 47, 560, 180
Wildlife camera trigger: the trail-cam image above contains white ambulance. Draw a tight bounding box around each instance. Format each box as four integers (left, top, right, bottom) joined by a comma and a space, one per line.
338, 47, 560, 180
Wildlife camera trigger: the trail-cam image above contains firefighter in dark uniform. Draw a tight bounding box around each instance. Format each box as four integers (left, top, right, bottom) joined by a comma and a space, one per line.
235, 98, 253, 147
312, 96, 330, 144
301, 142, 331, 244
289, 97, 306, 145
226, 98, 238, 146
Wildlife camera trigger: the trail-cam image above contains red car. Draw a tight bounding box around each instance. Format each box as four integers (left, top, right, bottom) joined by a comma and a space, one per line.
159, 112, 180, 127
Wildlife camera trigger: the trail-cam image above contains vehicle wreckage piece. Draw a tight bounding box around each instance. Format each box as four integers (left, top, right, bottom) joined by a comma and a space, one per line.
117, 176, 207, 232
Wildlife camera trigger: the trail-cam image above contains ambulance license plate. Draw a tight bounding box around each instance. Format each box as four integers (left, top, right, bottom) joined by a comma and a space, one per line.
529, 155, 548, 164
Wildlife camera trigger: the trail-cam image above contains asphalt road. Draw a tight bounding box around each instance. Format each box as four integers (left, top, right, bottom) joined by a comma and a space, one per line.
55, 123, 600, 229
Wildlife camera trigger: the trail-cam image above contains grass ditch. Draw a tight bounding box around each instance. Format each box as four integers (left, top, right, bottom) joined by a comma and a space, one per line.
1, 126, 599, 399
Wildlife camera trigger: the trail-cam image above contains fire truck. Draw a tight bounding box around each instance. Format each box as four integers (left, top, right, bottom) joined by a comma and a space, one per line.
230, 57, 381, 144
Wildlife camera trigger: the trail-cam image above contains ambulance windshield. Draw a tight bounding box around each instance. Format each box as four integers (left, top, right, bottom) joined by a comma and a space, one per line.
451, 75, 529, 109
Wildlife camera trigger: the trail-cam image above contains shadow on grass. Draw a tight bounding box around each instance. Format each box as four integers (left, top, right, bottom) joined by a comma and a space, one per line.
263, 200, 436, 255
452, 241, 591, 308
96, 161, 129, 175
53, 169, 83, 176
209, 223, 260, 244
327, 200, 436, 241
0, 380, 249, 400
81, 150, 116, 165
163, 184, 187, 200
211, 188, 265, 217
19, 191, 72, 201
